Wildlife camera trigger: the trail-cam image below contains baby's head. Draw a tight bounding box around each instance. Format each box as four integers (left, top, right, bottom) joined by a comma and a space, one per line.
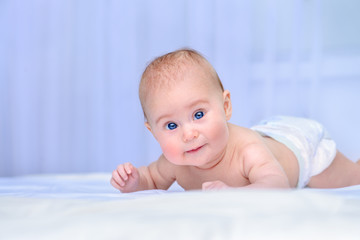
139, 49, 232, 167
139, 49, 224, 120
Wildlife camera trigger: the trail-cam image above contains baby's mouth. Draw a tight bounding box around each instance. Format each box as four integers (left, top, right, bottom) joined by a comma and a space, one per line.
186, 145, 204, 154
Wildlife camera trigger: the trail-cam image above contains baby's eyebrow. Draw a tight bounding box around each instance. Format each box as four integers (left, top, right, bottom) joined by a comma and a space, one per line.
186, 99, 209, 110
154, 99, 209, 125
155, 113, 171, 125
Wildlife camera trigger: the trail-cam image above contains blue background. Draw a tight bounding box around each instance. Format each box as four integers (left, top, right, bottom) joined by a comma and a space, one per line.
0, 0, 359, 176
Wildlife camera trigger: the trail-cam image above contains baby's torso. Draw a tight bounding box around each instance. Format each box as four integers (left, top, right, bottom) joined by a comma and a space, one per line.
260, 135, 299, 187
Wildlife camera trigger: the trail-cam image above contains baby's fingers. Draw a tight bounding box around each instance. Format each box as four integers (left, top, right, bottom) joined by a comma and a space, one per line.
110, 177, 122, 190
110, 163, 141, 193
202, 180, 230, 191
117, 165, 130, 182
110, 170, 125, 190
123, 163, 134, 175
111, 165, 129, 187
202, 181, 214, 190
125, 163, 140, 179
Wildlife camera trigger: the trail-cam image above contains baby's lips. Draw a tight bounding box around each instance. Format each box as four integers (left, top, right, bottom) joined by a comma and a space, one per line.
186, 145, 203, 153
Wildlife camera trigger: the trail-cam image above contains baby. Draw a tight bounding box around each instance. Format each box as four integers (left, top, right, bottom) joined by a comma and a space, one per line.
111, 49, 360, 192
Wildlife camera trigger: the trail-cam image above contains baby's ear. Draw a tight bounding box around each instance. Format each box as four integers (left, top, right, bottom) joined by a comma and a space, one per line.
144, 122, 152, 133
223, 90, 232, 120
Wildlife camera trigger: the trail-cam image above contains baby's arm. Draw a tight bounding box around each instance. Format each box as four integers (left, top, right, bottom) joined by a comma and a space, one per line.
240, 143, 290, 188
111, 155, 176, 193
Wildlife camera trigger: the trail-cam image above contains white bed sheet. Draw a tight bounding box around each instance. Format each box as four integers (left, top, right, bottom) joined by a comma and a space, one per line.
1, 173, 360, 240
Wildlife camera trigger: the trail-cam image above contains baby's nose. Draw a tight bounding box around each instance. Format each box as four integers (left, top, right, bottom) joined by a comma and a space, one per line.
182, 126, 199, 142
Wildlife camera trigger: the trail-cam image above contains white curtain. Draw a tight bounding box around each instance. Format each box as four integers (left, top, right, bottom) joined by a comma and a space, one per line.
1, 0, 359, 176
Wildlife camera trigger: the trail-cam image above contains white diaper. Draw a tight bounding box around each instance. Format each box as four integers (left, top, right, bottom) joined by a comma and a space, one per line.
251, 116, 337, 188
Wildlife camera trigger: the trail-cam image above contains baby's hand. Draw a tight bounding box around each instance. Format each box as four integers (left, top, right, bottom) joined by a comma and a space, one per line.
202, 180, 231, 191
111, 163, 140, 193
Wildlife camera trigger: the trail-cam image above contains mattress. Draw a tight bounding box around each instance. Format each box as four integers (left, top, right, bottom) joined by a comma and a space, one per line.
1, 173, 360, 239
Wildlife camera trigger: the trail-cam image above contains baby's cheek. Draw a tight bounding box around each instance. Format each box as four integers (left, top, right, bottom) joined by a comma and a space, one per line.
208, 121, 229, 148
209, 120, 227, 138
161, 142, 181, 163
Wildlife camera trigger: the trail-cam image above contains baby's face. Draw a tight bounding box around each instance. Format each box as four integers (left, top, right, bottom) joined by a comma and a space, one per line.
144, 65, 231, 169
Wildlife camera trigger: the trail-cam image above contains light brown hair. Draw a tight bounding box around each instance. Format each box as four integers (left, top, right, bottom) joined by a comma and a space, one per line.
139, 48, 224, 118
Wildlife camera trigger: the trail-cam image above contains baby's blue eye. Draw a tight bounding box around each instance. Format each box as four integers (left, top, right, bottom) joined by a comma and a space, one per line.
167, 122, 177, 130
194, 111, 204, 120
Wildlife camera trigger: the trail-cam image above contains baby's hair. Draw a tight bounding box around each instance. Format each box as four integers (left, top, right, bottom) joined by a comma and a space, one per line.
139, 48, 224, 119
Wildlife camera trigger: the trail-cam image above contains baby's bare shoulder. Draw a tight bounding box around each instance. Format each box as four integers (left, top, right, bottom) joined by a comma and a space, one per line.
228, 123, 264, 147
227, 123, 273, 164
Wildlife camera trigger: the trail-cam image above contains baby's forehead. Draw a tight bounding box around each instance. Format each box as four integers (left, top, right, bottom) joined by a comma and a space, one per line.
143, 65, 220, 111
139, 51, 224, 118
149, 59, 214, 88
